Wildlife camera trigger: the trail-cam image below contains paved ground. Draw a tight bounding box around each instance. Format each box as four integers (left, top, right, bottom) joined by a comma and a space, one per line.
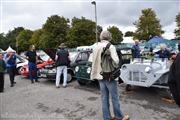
0, 75, 180, 120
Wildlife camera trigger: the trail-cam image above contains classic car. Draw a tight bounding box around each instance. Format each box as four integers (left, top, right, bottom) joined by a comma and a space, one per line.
19, 50, 54, 77
39, 50, 92, 83
74, 47, 132, 85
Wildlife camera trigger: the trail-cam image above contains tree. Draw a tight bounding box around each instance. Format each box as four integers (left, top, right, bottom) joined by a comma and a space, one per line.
107, 26, 123, 44
66, 17, 102, 48
0, 33, 7, 50
29, 29, 43, 49
5, 27, 24, 49
134, 8, 164, 41
16, 29, 33, 52
174, 13, 180, 39
41, 15, 70, 48
124, 31, 134, 37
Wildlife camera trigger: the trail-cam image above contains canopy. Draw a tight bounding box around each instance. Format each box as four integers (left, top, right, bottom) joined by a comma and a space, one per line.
5, 46, 16, 53
147, 36, 167, 44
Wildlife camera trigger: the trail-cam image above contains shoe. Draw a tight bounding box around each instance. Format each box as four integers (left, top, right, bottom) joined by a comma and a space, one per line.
13, 82, 16, 84
56, 86, 60, 88
122, 115, 130, 120
10, 84, 14, 87
31, 81, 34, 84
0, 90, 4, 93
63, 85, 67, 88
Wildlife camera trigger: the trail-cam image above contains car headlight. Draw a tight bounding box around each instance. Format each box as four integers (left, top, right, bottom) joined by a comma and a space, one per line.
145, 67, 151, 73
122, 65, 127, 70
87, 67, 91, 74
75, 66, 79, 72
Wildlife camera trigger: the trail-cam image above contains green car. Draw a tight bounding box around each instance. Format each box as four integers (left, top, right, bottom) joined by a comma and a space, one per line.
75, 47, 132, 85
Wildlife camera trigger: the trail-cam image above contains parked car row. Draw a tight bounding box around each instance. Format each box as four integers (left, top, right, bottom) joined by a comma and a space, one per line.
15, 47, 132, 87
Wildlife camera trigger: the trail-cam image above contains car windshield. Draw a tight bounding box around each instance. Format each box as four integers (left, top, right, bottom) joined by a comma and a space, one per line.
69, 52, 78, 61
16, 55, 26, 63
37, 50, 50, 61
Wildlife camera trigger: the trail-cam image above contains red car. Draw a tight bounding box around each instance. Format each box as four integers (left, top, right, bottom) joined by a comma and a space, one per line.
20, 50, 54, 77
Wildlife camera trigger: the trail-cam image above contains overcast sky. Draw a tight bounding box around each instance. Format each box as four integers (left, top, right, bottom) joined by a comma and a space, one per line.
0, 0, 180, 39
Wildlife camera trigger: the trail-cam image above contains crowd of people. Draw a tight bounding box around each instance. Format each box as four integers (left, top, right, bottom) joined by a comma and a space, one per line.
0, 30, 179, 120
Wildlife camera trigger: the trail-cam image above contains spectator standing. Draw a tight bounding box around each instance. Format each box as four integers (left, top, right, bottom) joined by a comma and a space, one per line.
156, 44, 170, 58
55, 43, 70, 88
168, 43, 180, 107
26, 45, 39, 83
0, 53, 6, 92
132, 40, 141, 58
4, 48, 17, 87
91, 31, 129, 120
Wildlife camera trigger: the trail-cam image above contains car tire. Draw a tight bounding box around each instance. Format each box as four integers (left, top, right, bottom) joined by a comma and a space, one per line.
67, 72, 73, 83
125, 84, 132, 91
77, 79, 86, 86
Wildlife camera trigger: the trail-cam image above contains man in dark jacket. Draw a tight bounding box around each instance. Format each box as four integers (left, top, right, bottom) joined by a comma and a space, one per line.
132, 40, 141, 58
26, 45, 39, 83
55, 43, 70, 88
156, 44, 170, 58
168, 43, 180, 107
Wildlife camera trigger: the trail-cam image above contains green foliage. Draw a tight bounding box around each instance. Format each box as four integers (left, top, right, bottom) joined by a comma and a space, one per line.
29, 29, 43, 49
16, 29, 33, 52
174, 13, 180, 39
0, 33, 7, 50
42, 15, 70, 48
66, 17, 102, 48
107, 26, 123, 44
134, 8, 164, 41
124, 31, 134, 37
5, 27, 24, 49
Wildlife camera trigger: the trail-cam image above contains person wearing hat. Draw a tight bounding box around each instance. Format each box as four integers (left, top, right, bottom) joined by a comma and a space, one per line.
91, 31, 129, 120
4, 48, 17, 87
55, 43, 70, 88
25, 45, 39, 83
0, 53, 6, 92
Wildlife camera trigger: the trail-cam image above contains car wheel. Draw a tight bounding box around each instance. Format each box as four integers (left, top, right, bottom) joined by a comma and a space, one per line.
67, 72, 73, 83
125, 84, 132, 91
77, 79, 86, 86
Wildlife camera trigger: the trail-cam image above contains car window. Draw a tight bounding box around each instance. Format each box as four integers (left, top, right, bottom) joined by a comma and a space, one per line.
76, 52, 90, 61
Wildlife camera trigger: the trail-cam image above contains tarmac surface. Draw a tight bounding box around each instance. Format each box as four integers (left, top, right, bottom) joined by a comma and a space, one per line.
0, 75, 180, 120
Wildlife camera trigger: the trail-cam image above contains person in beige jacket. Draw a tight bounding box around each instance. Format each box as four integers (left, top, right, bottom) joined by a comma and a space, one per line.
91, 31, 129, 120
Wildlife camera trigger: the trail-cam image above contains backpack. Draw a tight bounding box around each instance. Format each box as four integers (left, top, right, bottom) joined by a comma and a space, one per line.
100, 43, 121, 81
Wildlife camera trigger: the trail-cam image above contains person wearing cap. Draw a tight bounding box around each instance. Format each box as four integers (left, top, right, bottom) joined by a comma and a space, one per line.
91, 31, 129, 120
4, 48, 17, 87
132, 40, 141, 58
55, 43, 70, 88
25, 45, 39, 83
0, 53, 6, 92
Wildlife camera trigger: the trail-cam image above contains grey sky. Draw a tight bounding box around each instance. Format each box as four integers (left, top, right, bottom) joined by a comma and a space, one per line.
0, 0, 180, 39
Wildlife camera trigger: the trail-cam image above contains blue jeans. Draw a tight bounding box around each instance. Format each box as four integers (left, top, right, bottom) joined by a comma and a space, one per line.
99, 80, 123, 120
28, 62, 38, 81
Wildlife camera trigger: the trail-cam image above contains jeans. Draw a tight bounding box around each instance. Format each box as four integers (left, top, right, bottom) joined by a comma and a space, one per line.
7, 67, 16, 85
56, 66, 67, 87
28, 62, 38, 81
99, 80, 123, 120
